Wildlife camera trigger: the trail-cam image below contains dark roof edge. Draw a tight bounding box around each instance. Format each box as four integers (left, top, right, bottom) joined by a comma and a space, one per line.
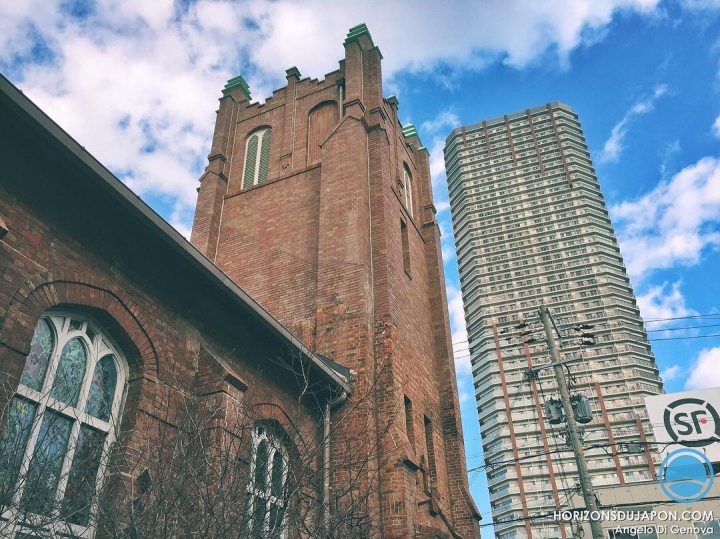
0, 74, 351, 396
444, 101, 575, 144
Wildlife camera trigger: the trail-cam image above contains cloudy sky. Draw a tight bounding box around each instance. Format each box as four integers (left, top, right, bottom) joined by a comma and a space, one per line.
3, 0, 720, 530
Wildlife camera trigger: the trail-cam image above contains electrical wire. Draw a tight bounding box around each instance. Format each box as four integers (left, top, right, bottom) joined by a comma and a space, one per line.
450, 311, 720, 347
648, 333, 720, 342
645, 322, 720, 332
451, 327, 720, 362
644, 312, 720, 322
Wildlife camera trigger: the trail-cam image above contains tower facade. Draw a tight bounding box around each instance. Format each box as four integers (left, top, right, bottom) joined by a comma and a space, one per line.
191, 25, 480, 539
444, 103, 663, 539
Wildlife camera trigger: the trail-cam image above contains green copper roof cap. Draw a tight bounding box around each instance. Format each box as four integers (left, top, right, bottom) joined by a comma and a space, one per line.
402, 123, 425, 149
345, 23, 373, 45
224, 75, 251, 99
402, 123, 418, 139
285, 66, 301, 79
387, 95, 399, 108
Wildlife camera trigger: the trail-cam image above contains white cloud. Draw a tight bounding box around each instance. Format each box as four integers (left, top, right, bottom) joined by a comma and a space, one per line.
435, 200, 451, 214
421, 110, 460, 246
636, 281, 697, 325
0, 1, 255, 233
660, 364, 682, 381
447, 285, 471, 375
685, 347, 720, 389
598, 84, 668, 163
659, 139, 681, 180
610, 156, 720, 280
421, 110, 460, 136
712, 115, 720, 138
0, 0, 667, 235
424, 131, 458, 267
680, 0, 720, 8
247, 0, 664, 78
439, 216, 458, 266
428, 137, 449, 193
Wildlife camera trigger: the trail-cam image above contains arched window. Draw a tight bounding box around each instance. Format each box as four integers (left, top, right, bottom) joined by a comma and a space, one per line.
246, 423, 289, 538
242, 127, 272, 189
403, 164, 414, 217
0, 313, 126, 538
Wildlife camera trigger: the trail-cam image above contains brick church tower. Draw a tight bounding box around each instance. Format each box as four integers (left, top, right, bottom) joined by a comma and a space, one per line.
191, 25, 480, 538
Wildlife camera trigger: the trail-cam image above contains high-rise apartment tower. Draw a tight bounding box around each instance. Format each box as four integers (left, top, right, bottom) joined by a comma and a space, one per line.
444, 103, 663, 539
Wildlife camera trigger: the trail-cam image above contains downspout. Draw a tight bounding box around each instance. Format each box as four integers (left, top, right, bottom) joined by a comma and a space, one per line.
339, 82, 344, 118
323, 401, 331, 530
212, 96, 238, 265
290, 80, 298, 170
366, 121, 383, 537
323, 391, 348, 531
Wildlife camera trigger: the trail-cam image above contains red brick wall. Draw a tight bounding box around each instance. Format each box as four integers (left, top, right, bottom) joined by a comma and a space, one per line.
307, 101, 340, 166
215, 166, 321, 344
0, 142, 326, 535
191, 28, 480, 539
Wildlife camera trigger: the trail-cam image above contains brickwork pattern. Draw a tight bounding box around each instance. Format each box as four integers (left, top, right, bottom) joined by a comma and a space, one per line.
0, 133, 328, 536
191, 26, 480, 539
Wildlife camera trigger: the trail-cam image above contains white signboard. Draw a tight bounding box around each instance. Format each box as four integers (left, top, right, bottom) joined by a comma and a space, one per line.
644, 387, 720, 463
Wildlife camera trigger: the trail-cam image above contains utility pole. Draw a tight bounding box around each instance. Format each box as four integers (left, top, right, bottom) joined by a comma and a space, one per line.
539, 303, 604, 539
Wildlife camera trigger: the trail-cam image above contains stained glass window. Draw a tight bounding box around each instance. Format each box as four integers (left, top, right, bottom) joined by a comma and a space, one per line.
85, 356, 117, 421
68, 319, 83, 332
0, 313, 126, 538
0, 398, 37, 506
20, 318, 54, 392
50, 338, 86, 406
20, 411, 73, 515
61, 426, 105, 526
246, 424, 289, 538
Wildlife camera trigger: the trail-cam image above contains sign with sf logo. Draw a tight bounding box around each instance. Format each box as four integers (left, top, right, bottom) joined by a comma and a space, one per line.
645, 387, 720, 463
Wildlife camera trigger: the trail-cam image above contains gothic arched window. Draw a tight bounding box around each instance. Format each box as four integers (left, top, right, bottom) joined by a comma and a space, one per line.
0, 313, 126, 538
246, 423, 289, 538
403, 164, 414, 217
242, 127, 272, 189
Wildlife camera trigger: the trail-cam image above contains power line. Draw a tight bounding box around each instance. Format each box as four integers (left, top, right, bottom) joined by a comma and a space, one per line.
644, 312, 720, 323
646, 322, 720, 332
649, 332, 720, 342
449, 312, 720, 346
451, 331, 720, 361
469, 446, 570, 473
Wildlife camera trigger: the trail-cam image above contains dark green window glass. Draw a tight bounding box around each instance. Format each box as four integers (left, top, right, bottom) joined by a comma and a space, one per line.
50, 338, 87, 406
0, 398, 37, 506
20, 319, 54, 392
20, 410, 72, 515
84, 355, 117, 421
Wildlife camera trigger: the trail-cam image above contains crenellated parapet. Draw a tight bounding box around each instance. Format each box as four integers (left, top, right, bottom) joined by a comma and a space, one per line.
190, 24, 481, 539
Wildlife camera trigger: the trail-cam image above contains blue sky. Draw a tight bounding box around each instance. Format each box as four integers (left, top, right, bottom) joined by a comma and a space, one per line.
2, 0, 720, 533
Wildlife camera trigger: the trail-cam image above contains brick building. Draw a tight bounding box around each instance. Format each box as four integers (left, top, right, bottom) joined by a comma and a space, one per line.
0, 71, 351, 538
192, 23, 480, 538
0, 23, 479, 539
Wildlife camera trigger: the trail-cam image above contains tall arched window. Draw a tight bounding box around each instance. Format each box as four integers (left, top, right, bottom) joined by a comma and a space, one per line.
242, 127, 272, 189
246, 423, 289, 538
0, 313, 126, 538
403, 164, 414, 217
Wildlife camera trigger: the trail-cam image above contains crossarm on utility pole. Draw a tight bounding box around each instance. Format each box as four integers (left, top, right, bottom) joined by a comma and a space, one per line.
540, 304, 604, 539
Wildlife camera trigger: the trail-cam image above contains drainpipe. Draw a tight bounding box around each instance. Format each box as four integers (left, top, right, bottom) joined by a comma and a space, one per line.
338, 80, 345, 118
323, 391, 348, 531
